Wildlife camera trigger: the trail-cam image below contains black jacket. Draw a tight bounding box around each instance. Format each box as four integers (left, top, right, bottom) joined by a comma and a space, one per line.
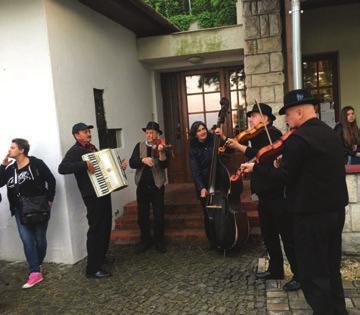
334, 123, 359, 163
58, 142, 95, 198
189, 134, 215, 194
0, 156, 56, 215
254, 118, 348, 214
245, 125, 284, 197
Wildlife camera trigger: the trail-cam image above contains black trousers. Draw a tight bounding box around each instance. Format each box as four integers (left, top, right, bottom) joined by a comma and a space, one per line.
294, 210, 347, 315
83, 195, 112, 274
258, 195, 298, 278
136, 183, 165, 243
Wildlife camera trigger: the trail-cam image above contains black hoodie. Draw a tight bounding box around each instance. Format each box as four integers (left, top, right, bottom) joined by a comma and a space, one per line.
0, 156, 56, 215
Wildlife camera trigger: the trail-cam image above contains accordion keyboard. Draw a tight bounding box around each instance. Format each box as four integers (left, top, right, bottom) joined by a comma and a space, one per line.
88, 154, 110, 196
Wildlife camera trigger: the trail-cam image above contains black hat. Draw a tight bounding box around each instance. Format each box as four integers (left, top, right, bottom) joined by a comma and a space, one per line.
142, 121, 163, 135
72, 122, 94, 134
279, 89, 320, 115
246, 102, 276, 122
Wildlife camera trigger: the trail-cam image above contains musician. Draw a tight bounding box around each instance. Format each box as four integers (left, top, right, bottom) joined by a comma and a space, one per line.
241, 89, 348, 314
188, 121, 225, 249
129, 121, 168, 253
58, 123, 127, 279
226, 103, 299, 291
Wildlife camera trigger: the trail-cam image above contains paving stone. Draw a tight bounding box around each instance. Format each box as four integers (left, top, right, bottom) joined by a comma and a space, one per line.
1, 242, 359, 315
344, 280, 356, 289
291, 311, 313, 315
267, 290, 287, 298
266, 280, 283, 291
347, 297, 355, 308
267, 303, 289, 311
289, 299, 311, 310
267, 311, 291, 315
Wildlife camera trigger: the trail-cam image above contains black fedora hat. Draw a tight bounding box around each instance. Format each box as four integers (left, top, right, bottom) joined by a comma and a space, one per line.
279, 89, 320, 115
142, 121, 163, 135
247, 102, 276, 122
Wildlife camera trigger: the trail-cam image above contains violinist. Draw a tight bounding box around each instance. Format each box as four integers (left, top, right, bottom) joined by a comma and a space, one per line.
240, 90, 348, 315
226, 103, 299, 291
188, 121, 225, 249
129, 121, 168, 254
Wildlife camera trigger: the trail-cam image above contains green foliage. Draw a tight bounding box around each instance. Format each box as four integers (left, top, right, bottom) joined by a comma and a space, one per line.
197, 11, 215, 29
144, 0, 237, 31
169, 15, 194, 31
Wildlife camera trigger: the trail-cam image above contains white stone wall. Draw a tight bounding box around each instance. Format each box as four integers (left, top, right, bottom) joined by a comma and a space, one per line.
343, 174, 360, 254
44, 0, 155, 263
0, 0, 73, 263
0, 0, 157, 264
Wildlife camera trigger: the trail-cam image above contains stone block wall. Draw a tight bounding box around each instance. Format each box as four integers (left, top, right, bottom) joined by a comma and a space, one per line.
242, 0, 286, 130
343, 174, 360, 254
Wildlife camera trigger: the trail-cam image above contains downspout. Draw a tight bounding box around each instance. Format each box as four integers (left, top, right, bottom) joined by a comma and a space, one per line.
290, 0, 302, 89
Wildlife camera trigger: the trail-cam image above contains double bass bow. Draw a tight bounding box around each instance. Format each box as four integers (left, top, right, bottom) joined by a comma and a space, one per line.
206, 97, 249, 253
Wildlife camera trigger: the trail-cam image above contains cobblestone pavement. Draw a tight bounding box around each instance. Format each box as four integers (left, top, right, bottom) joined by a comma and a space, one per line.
0, 240, 360, 315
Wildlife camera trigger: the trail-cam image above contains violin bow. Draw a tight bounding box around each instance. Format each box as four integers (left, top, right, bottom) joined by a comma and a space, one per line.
255, 100, 273, 145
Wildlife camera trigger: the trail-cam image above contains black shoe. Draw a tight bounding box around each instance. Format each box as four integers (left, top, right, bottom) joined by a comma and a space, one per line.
283, 278, 301, 291
155, 242, 167, 253
256, 271, 284, 280
86, 269, 112, 279
135, 241, 152, 254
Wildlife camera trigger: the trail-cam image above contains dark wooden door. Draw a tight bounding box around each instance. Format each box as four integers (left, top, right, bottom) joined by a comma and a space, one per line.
161, 67, 246, 183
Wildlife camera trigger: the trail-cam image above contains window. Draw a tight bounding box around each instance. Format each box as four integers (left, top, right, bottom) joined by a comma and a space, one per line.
302, 53, 339, 123
228, 68, 246, 132
185, 72, 221, 130
93, 89, 123, 149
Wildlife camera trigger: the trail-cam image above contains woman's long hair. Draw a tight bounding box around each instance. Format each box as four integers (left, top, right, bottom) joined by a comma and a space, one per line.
189, 121, 209, 145
340, 106, 359, 147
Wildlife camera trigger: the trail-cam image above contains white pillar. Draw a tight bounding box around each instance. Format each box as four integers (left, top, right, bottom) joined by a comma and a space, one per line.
290, 0, 302, 89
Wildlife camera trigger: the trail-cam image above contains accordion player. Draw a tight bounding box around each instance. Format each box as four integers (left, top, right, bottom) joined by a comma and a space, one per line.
82, 148, 128, 197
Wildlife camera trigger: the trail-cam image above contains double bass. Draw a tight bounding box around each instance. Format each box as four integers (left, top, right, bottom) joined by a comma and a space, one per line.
206, 97, 249, 253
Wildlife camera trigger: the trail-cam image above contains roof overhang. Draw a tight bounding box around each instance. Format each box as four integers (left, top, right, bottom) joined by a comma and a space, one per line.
78, 0, 180, 37
137, 25, 245, 71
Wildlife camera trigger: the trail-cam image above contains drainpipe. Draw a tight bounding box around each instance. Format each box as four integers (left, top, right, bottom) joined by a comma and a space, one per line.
290, 0, 302, 89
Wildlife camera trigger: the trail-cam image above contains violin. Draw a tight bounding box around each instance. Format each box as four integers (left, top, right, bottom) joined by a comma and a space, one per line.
230, 129, 295, 182
151, 138, 174, 158
218, 122, 265, 153
256, 129, 295, 163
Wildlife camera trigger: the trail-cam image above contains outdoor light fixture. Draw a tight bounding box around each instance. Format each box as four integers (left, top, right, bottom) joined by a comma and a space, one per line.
187, 56, 204, 64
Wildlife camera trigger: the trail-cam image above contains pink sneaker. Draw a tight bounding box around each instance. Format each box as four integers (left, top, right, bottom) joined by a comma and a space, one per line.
22, 272, 43, 289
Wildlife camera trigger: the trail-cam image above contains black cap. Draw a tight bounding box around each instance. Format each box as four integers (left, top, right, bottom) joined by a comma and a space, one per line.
279, 89, 320, 115
142, 121, 163, 135
72, 122, 94, 134
246, 102, 276, 122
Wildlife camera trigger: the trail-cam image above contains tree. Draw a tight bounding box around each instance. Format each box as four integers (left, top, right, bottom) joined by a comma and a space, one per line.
144, 0, 237, 31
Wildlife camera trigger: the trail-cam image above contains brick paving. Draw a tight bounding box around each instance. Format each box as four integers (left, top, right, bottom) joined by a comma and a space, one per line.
0, 240, 359, 315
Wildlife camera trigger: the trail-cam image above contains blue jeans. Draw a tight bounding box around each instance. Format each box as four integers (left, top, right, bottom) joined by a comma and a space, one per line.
14, 208, 48, 273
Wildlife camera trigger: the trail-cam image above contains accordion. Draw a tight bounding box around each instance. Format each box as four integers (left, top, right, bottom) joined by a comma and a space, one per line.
82, 148, 128, 197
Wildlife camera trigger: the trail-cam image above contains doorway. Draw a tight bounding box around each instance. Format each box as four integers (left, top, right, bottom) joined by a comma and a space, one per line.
161, 66, 246, 183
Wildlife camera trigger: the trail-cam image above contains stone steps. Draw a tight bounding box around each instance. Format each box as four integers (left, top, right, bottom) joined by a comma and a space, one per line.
111, 182, 259, 244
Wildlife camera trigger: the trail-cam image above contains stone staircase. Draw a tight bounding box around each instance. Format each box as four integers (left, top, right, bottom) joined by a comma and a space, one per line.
111, 180, 259, 244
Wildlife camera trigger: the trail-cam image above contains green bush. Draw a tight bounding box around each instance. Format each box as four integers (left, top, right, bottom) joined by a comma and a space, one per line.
169, 15, 194, 31
144, 0, 237, 31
